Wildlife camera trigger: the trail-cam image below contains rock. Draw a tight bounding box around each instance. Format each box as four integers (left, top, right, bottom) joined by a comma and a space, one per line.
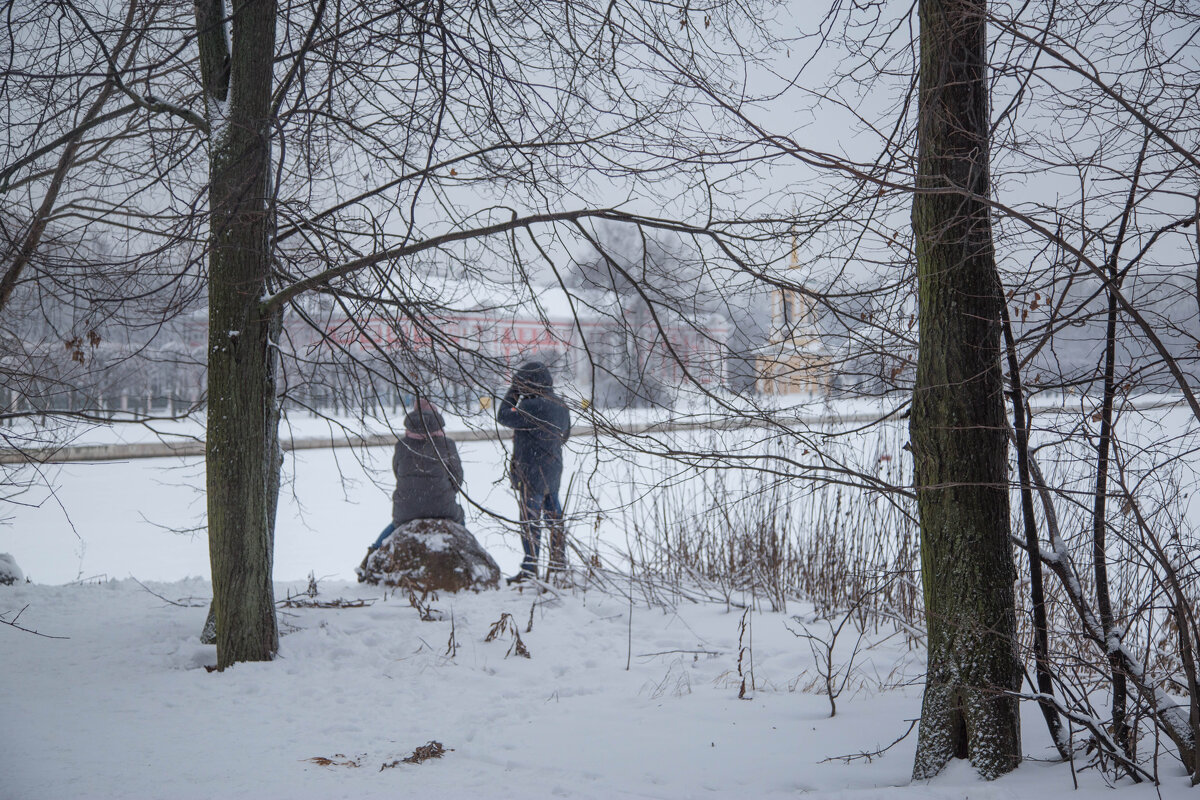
199, 602, 217, 645
0, 553, 23, 585
356, 518, 500, 592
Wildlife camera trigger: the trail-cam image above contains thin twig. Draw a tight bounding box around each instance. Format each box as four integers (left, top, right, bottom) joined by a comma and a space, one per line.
131, 576, 208, 607
1, 605, 69, 639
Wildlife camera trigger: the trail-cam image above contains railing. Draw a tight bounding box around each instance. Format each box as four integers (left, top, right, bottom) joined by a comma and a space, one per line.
3, 393, 1188, 464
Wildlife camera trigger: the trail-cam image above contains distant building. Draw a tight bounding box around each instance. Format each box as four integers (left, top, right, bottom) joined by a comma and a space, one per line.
189, 281, 730, 410
8, 278, 731, 417
755, 240, 830, 395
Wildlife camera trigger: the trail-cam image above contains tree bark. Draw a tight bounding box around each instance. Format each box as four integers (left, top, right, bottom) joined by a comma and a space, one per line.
910, 0, 1021, 780
197, 0, 281, 669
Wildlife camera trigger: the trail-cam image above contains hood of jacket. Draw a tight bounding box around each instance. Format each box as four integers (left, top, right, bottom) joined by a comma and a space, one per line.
515, 361, 553, 395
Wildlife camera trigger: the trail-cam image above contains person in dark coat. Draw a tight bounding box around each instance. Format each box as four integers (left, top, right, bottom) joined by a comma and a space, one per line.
496, 361, 571, 581
369, 399, 464, 551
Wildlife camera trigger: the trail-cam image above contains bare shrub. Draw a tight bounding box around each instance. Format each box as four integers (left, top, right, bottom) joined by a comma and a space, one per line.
484, 612, 531, 659
607, 427, 921, 632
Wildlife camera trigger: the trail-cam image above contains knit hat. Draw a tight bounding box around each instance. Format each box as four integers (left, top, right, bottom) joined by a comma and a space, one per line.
403, 398, 445, 435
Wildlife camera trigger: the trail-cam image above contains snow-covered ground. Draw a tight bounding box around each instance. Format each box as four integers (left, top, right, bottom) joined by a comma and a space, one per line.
0, 407, 905, 587
3, 407, 1199, 797
6, 575, 1193, 799
1, 439, 523, 586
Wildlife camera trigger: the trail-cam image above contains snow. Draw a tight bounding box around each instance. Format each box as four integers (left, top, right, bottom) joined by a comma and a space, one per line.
3, 412, 1199, 797
4, 575, 1193, 799
419, 532, 453, 552
0, 552, 22, 584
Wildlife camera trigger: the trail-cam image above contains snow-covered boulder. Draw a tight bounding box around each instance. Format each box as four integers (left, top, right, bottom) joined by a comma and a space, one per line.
356, 519, 500, 592
0, 553, 23, 585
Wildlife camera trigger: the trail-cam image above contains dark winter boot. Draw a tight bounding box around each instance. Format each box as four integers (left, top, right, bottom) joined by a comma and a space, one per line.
506, 570, 535, 586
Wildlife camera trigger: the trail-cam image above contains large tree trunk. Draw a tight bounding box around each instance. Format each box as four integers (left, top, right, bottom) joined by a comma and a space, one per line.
910, 0, 1021, 780
198, 0, 281, 669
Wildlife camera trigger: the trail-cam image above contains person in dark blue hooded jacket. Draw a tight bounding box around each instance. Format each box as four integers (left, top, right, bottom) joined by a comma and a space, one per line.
496, 361, 571, 581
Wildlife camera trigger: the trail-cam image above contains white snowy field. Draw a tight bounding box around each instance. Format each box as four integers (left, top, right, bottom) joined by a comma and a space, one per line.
1, 437, 532, 587
0, 405, 905, 587
4, 576, 1195, 799
3, 411, 1200, 798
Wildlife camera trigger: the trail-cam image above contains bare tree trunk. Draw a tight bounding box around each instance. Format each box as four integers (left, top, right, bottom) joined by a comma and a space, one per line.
1092, 238, 1131, 758
197, 0, 281, 669
1089, 141, 1149, 758
910, 0, 1021, 780
1091, 139, 1145, 758
1001, 305, 1067, 760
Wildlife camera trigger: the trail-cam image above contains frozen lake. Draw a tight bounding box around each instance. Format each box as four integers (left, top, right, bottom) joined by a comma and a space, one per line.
0, 435, 541, 585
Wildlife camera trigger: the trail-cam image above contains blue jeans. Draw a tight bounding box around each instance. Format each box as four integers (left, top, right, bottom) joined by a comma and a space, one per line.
371, 522, 395, 551
518, 485, 564, 577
